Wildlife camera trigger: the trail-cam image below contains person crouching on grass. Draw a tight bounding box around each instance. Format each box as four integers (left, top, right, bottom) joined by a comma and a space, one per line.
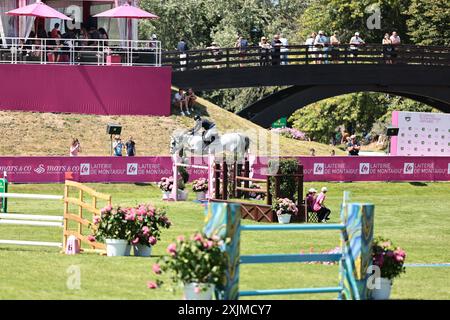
313, 187, 331, 223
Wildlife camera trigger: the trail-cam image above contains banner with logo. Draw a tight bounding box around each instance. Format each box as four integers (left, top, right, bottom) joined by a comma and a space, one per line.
0, 156, 449, 183
391, 111, 450, 156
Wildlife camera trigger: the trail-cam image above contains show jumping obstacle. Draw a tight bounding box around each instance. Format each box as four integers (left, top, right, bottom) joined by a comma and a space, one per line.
0, 191, 64, 248
171, 154, 228, 201
63, 180, 111, 252
0, 180, 110, 252
204, 193, 375, 300
217, 158, 306, 223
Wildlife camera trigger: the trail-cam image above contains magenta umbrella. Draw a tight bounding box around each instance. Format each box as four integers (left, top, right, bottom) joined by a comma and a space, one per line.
5, 0, 72, 20
93, 3, 159, 19
93, 3, 158, 41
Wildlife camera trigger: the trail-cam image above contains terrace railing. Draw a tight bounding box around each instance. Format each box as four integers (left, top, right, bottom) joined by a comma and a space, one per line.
162, 44, 450, 71
0, 37, 161, 67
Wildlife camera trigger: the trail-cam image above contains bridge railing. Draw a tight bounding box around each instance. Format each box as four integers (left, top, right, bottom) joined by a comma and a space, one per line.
162, 44, 450, 71
0, 37, 161, 67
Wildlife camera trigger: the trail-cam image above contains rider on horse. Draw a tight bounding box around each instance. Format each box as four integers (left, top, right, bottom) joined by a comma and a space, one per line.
190, 115, 219, 147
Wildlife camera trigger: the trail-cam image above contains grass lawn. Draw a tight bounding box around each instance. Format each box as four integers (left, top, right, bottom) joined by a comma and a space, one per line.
0, 182, 449, 300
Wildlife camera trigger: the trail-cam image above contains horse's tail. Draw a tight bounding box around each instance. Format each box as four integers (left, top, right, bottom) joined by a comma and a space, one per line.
244, 135, 250, 153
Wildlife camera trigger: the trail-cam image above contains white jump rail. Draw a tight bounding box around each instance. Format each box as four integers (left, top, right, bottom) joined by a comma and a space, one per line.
171, 154, 215, 201
0, 192, 64, 248
0, 193, 63, 200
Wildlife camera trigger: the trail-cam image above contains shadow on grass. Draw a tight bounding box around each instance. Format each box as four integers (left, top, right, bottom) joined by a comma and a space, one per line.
409, 182, 428, 187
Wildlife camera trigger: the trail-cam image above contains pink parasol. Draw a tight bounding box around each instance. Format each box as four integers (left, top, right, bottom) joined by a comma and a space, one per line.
5, 0, 72, 20
93, 3, 158, 42
93, 3, 159, 19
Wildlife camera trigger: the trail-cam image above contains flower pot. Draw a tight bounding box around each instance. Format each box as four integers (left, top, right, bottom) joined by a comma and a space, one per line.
183, 283, 215, 300
196, 191, 206, 201
277, 214, 292, 224
124, 244, 131, 256
162, 191, 171, 200
105, 239, 128, 257
133, 244, 152, 257
177, 189, 188, 201
371, 277, 392, 300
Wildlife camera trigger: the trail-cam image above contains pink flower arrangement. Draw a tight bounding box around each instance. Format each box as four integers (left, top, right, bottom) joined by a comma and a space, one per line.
90, 203, 171, 247
272, 198, 298, 216
149, 232, 227, 291
147, 281, 158, 289
372, 237, 406, 281
271, 127, 307, 141
192, 178, 208, 192
158, 177, 174, 192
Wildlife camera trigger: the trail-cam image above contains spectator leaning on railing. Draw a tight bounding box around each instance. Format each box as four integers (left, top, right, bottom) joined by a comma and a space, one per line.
349, 32, 365, 62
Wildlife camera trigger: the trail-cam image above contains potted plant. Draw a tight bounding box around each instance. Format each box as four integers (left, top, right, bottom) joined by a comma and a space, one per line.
192, 178, 208, 200
89, 204, 172, 257
127, 204, 172, 257
370, 237, 407, 300
177, 167, 189, 201
89, 205, 133, 256
176, 179, 189, 201
148, 232, 227, 300
272, 198, 298, 224
158, 177, 173, 200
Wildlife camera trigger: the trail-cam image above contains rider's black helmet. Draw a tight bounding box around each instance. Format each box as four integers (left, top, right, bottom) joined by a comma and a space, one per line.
194, 115, 201, 121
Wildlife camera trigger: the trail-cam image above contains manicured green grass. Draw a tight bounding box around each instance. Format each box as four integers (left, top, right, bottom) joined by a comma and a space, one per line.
0, 182, 449, 300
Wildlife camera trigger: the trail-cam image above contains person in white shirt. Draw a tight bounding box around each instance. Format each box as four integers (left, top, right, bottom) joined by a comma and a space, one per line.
173, 88, 189, 116
305, 32, 317, 63
314, 30, 328, 64
279, 33, 289, 65
389, 31, 401, 63
390, 31, 401, 45
349, 32, 365, 62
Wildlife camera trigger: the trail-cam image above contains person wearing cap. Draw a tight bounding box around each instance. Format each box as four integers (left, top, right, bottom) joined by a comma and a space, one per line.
259, 36, 272, 66
347, 134, 361, 156
306, 188, 317, 213
190, 115, 218, 147
313, 187, 331, 222
349, 32, 365, 62
314, 30, 328, 64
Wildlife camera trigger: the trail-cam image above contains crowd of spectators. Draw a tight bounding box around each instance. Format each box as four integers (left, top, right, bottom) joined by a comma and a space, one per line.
175, 30, 403, 67
69, 136, 136, 157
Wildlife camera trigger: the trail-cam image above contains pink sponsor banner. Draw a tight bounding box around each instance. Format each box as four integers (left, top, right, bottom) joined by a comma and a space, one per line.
0, 65, 171, 116
253, 157, 450, 182
0, 156, 449, 183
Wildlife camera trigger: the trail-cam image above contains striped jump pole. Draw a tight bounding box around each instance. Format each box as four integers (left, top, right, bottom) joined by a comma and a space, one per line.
203, 197, 374, 300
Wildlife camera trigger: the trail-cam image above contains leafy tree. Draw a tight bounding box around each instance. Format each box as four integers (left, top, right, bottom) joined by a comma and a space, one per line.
289, 93, 388, 143
406, 0, 450, 46
295, 0, 411, 44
